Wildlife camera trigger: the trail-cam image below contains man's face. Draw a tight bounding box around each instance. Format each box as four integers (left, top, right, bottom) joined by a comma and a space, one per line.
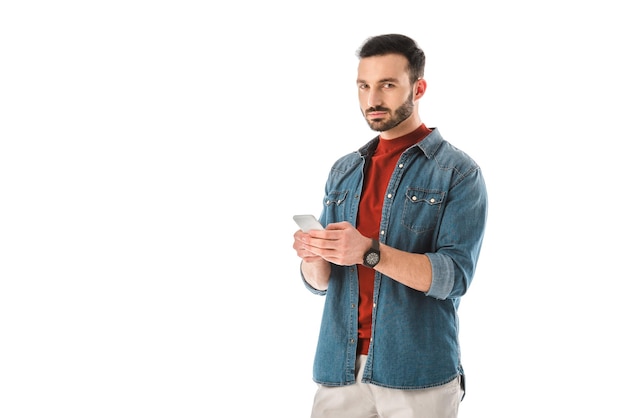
357, 54, 415, 133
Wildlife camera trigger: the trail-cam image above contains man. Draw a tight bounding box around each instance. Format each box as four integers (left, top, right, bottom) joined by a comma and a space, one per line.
293, 34, 488, 418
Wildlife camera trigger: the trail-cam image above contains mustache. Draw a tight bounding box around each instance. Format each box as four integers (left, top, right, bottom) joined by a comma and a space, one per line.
366, 106, 390, 113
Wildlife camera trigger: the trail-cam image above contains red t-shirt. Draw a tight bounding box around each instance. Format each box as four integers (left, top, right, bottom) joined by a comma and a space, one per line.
356, 124, 431, 355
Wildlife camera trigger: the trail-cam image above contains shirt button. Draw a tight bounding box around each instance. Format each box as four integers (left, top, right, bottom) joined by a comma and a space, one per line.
398, 163, 404, 168
387, 193, 392, 199
412, 196, 417, 201
430, 198, 435, 203
380, 230, 385, 235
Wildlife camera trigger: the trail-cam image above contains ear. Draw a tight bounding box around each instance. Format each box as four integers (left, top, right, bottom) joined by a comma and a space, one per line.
414, 79, 427, 100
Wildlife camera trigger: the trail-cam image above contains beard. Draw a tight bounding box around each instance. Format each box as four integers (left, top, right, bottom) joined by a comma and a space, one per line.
363, 93, 414, 132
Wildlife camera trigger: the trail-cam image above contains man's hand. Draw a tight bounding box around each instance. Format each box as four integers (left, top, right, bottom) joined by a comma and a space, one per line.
295, 221, 370, 266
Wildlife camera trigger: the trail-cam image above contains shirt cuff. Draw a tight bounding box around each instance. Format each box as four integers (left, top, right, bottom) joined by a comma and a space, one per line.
424, 253, 454, 299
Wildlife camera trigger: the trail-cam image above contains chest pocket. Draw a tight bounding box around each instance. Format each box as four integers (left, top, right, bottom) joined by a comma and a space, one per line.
401, 188, 445, 234
324, 190, 349, 221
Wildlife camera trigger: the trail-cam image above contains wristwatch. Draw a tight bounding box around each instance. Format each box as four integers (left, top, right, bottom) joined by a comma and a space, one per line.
363, 239, 380, 268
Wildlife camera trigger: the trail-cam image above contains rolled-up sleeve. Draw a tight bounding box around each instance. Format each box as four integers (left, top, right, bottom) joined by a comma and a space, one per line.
425, 252, 455, 299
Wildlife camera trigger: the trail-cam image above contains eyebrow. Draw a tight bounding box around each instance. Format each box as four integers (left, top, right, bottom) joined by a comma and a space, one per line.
356, 77, 401, 85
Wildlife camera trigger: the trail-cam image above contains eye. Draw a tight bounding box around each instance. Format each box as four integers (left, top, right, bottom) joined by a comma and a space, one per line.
358, 83, 369, 90
382, 83, 394, 89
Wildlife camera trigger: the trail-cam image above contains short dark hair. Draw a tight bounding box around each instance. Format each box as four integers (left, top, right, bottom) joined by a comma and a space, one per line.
357, 34, 425, 84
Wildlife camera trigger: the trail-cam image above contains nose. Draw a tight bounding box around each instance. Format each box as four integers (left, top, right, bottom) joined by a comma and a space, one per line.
367, 89, 382, 108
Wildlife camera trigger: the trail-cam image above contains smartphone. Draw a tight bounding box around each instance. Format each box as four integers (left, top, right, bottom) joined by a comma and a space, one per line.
293, 214, 324, 232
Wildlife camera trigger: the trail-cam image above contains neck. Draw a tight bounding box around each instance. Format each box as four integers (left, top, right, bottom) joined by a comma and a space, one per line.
380, 113, 422, 140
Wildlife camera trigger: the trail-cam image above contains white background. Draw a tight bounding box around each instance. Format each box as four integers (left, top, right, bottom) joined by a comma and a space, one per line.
1, 1, 624, 416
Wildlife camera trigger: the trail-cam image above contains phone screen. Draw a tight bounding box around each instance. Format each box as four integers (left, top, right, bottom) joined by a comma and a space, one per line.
293, 215, 323, 232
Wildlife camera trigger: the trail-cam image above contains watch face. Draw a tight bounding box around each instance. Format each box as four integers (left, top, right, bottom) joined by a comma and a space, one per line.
365, 252, 380, 266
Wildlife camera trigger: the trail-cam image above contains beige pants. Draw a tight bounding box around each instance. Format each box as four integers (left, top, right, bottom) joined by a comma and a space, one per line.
311, 355, 463, 418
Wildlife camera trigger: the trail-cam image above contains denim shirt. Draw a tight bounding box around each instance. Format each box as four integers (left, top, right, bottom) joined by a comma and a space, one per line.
302, 128, 488, 389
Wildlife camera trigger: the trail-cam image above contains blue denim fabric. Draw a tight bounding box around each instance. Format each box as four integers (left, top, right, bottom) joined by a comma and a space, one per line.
302, 128, 488, 389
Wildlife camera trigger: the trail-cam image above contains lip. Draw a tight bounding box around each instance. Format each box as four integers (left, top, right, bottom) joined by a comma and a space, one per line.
368, 111, 387, 118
